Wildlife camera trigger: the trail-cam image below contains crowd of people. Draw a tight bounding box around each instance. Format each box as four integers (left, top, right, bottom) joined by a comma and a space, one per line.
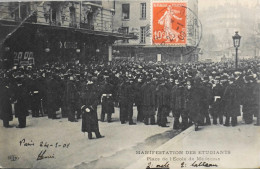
0, 59, 259, 139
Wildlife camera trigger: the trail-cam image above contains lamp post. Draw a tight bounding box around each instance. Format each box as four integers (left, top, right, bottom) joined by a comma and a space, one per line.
232, 31, 241, 70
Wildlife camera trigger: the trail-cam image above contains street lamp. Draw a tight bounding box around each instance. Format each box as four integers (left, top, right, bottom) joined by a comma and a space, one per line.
232, 31, 241, 70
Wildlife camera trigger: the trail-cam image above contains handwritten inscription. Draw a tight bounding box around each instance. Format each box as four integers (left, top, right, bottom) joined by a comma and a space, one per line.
37, 150, 55, 161
146, 162, 170, 169
19, 139, 70, 161
19, 139, 70, 148
19, 139, 35, 146
40, 141, 70, 148
191, 161, 218, 167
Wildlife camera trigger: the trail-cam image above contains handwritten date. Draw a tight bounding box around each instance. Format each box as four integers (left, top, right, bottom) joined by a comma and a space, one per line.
19, 139, 70, 148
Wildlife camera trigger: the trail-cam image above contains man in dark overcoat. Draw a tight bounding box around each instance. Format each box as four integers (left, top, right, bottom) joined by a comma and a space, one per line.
211, 77, 224, 124
100, 78, 114, 122
65, 75, 79, 122
134, 77, 144, 122
81, 79, 104, 139
46, 74, 60, 119
171, 78, 182, 129
242, 75, 258, 124
222, 76, 241, 126
126, 78, 136, 125
156, 78, 171, 127
119, 80, 129, 124
30, 74, 41, 117
14, 77, 29, 128
188, 78, 208, 131
0, 79, 13, 127
254, 78, 260, 126
201, 77, 212, 125
140, 76, 156, 125
61, 74, 69, 118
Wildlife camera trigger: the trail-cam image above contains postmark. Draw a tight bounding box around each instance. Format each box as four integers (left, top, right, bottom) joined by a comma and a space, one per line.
152, 1, 187, 46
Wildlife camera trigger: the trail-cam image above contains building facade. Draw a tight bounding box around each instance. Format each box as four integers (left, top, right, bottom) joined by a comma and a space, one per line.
199, 0, 260, 62
112, 0, 200, 63
0, 1, 135, 68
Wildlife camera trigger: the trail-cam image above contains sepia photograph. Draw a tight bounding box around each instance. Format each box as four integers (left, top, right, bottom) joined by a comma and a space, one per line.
0, 0, 259, 168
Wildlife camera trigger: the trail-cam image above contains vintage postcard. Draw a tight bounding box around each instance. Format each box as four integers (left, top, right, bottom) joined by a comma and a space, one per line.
0, 0, 260, 169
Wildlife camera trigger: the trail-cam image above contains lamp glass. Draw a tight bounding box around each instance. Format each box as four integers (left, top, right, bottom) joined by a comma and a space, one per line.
234, 39, 239, 47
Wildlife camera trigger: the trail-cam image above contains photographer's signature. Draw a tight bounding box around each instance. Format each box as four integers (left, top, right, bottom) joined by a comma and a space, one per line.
37, 150, 55, 161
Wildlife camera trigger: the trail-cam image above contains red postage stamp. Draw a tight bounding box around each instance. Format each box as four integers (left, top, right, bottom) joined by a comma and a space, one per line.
152, 2, 187, 45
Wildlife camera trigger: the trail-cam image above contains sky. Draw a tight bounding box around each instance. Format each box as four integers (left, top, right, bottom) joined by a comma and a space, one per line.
199, 0, 259, 10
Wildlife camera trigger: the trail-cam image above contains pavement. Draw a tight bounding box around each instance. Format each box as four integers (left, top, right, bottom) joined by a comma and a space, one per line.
0, 106, 180, 169
0, 106, 259, 169
125, 116, 260, 169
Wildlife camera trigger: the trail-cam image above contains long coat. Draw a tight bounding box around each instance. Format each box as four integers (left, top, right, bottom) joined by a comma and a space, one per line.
134, 82, 143, 106
141, 82, 156, 116
14, 82, 29, 118
141, 82, 156, 106
171, 85, 187, 112
46, 78, 60, 112
118, 82, 134, 105
201, 83, 212, 111
101, 82, 114, 114
254, 83, 260, 118
0, 83, 13, 121
222, 82, 241, 117
188, 84, 208, 123
81, 84, 99, 133
156, 84, 171, 108
211, 83, 225, 116
242, 82, 259, 116
30, 78, 42, 110
118, 82, 128, 106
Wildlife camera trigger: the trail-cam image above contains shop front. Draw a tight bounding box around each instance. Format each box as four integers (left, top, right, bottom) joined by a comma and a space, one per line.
1, 21, 134, 69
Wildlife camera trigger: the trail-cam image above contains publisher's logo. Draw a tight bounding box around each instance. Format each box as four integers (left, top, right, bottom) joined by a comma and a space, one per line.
8, 155, 19, 161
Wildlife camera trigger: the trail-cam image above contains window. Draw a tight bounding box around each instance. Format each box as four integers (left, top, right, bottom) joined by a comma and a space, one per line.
69, 5, 76, 26
140, 27, 146, 43
122, 4, 130, 20
51, 9, 56, 23
140, 3, 146, 19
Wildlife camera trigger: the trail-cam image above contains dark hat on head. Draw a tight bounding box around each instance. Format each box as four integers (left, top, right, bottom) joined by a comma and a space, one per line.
91, 76, 98, 81
245, 75, 254, 81
203, 76, 209, 81
221, 75, 229, 80
229, 76, 235, 81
